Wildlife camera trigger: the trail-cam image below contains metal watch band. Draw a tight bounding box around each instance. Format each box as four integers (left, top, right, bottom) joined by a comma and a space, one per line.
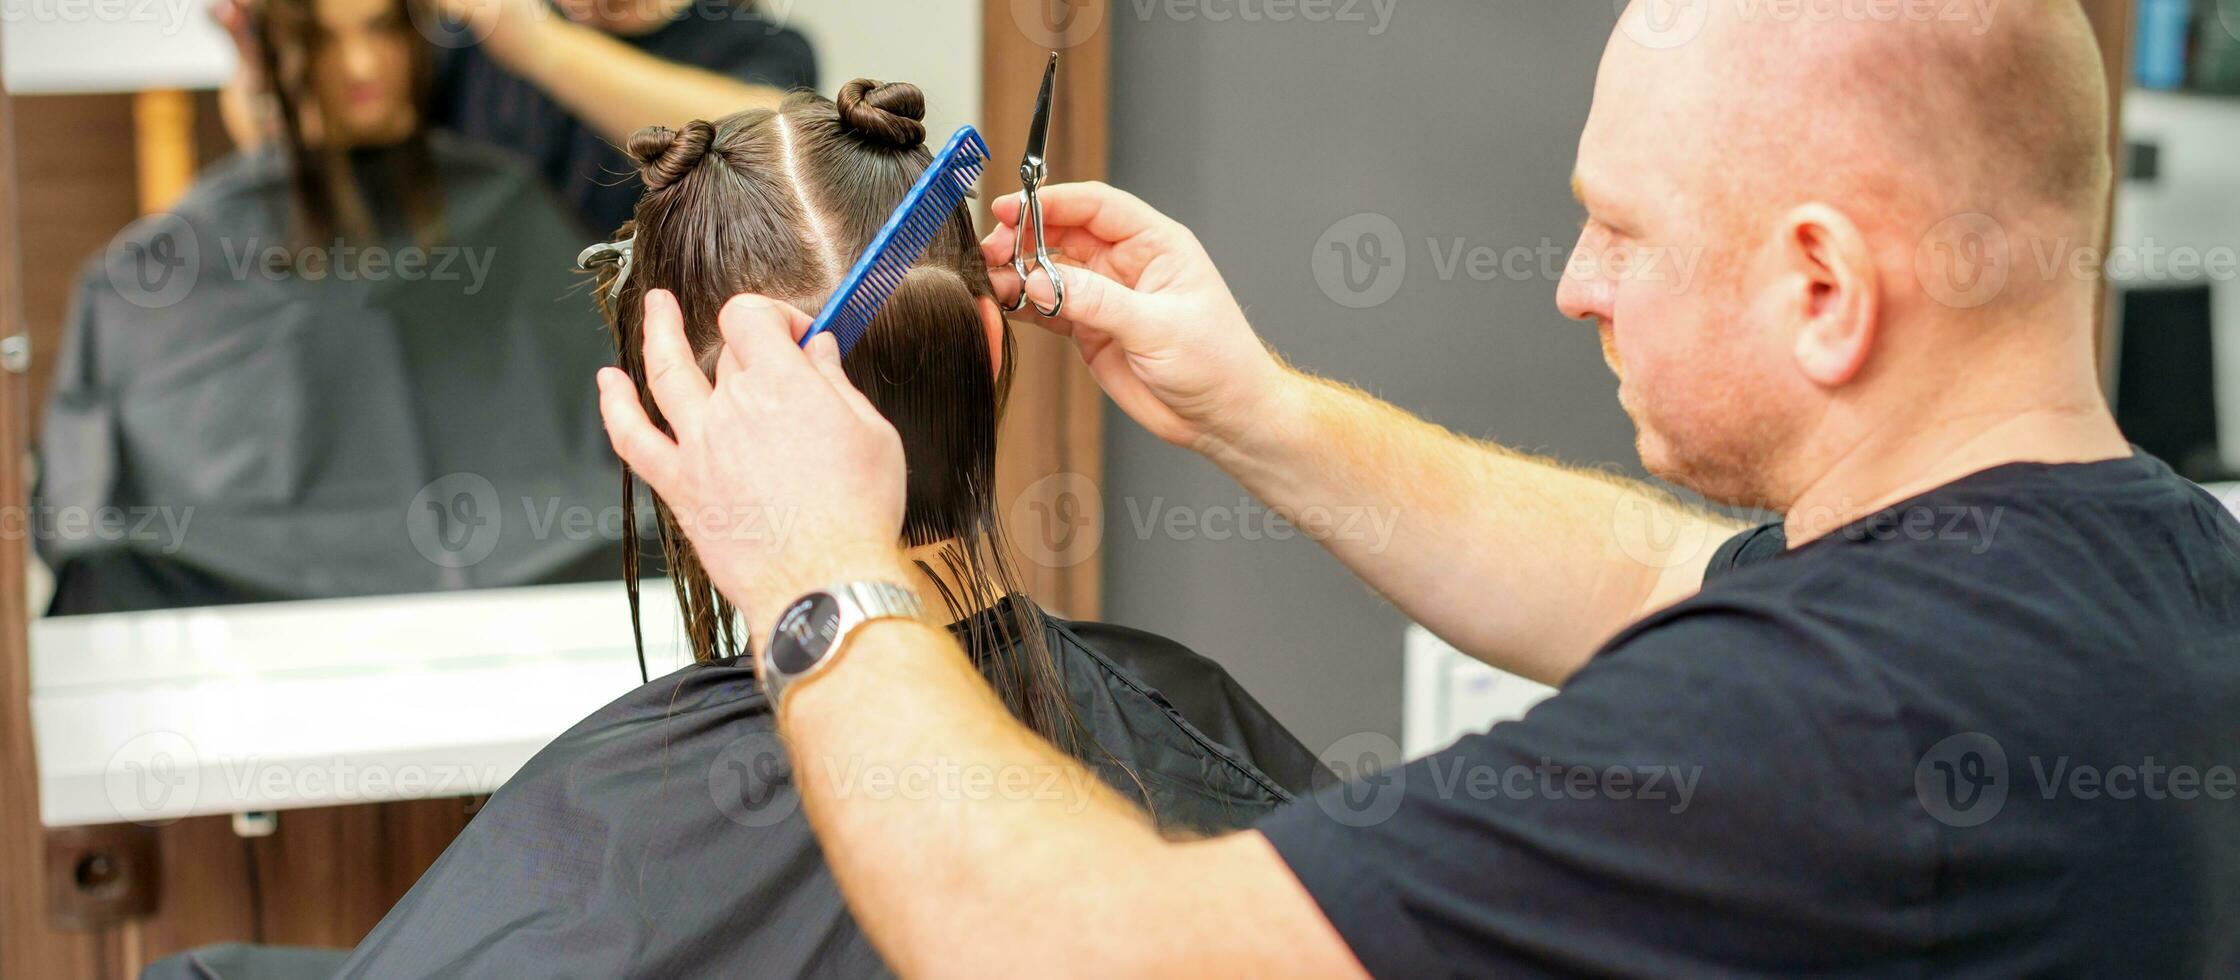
766, 580, 924, 708
837, 580, 924, 624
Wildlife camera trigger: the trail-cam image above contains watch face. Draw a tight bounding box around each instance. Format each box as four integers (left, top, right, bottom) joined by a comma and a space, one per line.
769, 592, 843, 676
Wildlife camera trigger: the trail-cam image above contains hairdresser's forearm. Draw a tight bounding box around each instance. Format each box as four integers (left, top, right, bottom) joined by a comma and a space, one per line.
492, 17, 783, 146
780, 613, 1161, 975
775, 600, 1352, 976
219, 75, 270, 152
1199, 369, 1742, 685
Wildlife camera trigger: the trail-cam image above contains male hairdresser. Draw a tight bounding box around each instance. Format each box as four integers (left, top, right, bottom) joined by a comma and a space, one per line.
596, 1, 2239, 974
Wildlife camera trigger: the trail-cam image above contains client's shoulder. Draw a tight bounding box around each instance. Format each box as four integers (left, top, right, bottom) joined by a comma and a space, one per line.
1034, 605, 1326, 796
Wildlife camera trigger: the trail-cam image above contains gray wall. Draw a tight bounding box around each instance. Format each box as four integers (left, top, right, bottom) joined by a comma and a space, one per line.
1101, 2, 1643, 752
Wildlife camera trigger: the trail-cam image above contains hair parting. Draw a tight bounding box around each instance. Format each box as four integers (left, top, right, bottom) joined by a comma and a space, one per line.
585, 81, 1090, 748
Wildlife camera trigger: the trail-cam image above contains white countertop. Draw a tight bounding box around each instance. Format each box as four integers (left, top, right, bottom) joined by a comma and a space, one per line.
31, 582, 691, 828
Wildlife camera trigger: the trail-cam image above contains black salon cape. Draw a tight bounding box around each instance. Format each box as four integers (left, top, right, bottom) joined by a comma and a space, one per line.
37, 134, 621, 614
311, 598, 1318, 978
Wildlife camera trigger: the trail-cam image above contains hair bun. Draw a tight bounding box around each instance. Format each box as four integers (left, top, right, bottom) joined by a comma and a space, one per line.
836, 79, 927, 149
628, 120, 717, 192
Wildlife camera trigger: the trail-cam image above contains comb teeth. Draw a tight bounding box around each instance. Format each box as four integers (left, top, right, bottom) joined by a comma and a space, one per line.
807, 127, 992, 356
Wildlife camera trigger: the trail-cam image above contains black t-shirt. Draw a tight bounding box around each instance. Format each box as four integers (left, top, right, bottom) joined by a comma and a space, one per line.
1260, 451, 2240, 976
427, 0, 817, 236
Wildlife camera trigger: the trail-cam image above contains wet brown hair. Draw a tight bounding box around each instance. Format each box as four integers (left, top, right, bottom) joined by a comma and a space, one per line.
249, 0, 443, 248
587, 81, 1076, 743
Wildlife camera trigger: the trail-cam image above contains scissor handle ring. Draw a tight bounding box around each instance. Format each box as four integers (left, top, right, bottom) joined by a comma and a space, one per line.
1003, 189, 1066, 319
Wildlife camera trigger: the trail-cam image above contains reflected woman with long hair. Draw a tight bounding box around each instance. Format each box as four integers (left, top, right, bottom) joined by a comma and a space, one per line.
37, 0, 620, 614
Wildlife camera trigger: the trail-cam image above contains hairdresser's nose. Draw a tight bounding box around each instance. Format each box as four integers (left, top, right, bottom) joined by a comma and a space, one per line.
1556, 229, 1613, 325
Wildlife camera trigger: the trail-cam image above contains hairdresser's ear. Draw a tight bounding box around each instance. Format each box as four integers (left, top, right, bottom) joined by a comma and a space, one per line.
975, 295, 1006, 377
1781, 203, 1879, 388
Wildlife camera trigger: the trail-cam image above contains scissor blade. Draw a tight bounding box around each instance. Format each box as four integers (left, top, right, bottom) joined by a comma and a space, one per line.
1022, 52, 1058, 169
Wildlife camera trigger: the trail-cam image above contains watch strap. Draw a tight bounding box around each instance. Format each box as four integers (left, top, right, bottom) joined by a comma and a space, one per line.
766, 580, 924, 708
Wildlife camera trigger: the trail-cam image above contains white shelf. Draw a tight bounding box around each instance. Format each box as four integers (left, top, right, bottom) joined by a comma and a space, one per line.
31, 581, 691, 827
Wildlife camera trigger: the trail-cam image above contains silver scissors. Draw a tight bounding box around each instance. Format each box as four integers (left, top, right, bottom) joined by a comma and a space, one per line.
1004, 52, 1065, 318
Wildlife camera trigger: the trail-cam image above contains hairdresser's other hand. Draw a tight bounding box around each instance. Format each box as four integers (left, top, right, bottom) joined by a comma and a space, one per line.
597, 289, 910, 636
432, 0, 552, 59
211, 0, 272, 149
982, 182, 1290, 452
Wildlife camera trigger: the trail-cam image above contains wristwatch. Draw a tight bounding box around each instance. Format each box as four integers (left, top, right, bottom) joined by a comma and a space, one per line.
763, 580, 926, 708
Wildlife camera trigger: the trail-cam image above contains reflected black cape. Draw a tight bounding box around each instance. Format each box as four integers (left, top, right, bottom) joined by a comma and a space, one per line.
37, 135, 620, 614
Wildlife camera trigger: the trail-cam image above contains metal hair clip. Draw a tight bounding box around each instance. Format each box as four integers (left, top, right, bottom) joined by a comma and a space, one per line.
1003, 53, 1065, 319
576, 236, 635, 303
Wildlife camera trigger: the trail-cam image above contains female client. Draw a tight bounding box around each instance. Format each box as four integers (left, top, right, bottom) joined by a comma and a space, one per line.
325, 81, 1325, 977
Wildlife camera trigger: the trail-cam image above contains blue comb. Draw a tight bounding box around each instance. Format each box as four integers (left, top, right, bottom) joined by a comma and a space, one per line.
801, 125, 991, 356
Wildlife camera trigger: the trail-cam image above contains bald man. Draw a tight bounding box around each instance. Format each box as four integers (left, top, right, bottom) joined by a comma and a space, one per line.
592, 0, 2239, 975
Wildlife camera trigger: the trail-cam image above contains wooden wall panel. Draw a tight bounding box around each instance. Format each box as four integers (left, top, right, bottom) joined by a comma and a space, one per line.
10, 93, 139, 438
983, 0, 1110, 621
0, 42, 115, 980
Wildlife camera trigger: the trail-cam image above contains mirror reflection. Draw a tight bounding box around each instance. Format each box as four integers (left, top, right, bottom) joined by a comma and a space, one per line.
10, 0, 976, 616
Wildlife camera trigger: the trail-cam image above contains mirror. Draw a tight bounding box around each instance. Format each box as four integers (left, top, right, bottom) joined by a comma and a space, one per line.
6, 1, 988, 826
8, 1, 984, 621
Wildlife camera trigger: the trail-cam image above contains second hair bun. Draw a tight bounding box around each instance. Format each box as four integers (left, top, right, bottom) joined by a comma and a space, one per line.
836, 79, 927, 149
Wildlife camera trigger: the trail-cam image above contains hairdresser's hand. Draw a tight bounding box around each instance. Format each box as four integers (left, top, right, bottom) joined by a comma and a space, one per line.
431, 0, 553, 61
597, 289, 911, 637
982, 182, 1291, 452
210, 0, 274, 149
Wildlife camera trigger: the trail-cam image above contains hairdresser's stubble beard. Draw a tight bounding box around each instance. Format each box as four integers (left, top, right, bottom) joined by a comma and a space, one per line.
1608, 334, 1794, 515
